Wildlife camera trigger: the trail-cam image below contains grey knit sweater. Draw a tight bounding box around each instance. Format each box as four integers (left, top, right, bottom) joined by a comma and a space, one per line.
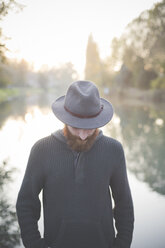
16, 130, 134, 248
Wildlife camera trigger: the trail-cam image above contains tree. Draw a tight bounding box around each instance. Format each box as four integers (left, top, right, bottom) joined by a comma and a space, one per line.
85, 34, 102, 85
0, 63, 12, 87
110, 0, 165, 89
0, 1, 24, 88
137, 69, 157, 89
10, 59, 31, 87
127, 0, 165, 74
107, 37, 123, 71
37, 62, 78, 92
151, 75, 165, 89
115, 64, 132, 88
0, 0, 23, 62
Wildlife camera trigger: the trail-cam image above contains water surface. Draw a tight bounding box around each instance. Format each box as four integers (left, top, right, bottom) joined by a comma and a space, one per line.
0, 93, 165, 248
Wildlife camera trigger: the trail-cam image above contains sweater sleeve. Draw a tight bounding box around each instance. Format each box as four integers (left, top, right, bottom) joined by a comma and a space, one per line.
110, 142, 134, 248
16, 141, 48, 248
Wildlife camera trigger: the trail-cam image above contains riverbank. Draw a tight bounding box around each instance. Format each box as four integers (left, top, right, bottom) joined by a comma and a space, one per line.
0, 87, 45, 103
1, 86, 165, 105
108, 87, 165, 103
0, 88, 20, 103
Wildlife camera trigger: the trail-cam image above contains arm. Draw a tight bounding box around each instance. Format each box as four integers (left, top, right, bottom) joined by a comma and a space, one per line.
110, 143, 134, 248
16, 141, 47, 248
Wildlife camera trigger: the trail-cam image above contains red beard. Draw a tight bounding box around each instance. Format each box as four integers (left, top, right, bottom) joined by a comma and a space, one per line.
63, 125, 99, 152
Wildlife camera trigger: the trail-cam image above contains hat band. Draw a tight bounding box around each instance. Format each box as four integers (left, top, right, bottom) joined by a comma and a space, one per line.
64, 105, 104, 119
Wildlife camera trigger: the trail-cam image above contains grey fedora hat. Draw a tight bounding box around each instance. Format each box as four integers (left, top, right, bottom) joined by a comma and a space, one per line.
52, 80, 113, 129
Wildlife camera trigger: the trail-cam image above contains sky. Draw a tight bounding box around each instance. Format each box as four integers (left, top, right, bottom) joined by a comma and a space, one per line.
2, 0, 160, 76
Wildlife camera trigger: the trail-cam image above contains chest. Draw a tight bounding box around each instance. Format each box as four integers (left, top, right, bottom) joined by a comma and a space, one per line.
46, 149, 114, 187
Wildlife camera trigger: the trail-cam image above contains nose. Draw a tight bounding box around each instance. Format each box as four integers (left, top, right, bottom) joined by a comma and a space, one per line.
79, 130, 88, 140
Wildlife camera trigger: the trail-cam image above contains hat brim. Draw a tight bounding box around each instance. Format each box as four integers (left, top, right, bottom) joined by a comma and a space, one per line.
52, 96, 114, 129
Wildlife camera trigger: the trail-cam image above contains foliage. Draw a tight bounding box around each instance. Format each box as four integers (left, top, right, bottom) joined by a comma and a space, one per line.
0, 0, 23, 19
85, 34, 116, 89
0, 160, 20, 247
9, 59, 31, 87
0, 0, 24, 89
110, 0, 165, 89
51, 62, 78, 89
85, 34, 102, 85
0, 59, 78, 90
0, 63, 12, 87
136, 69, 157, 89
0, 87, 20, 102
37, 62, 78, 92
151, 75, 165, 89
115, 64, 132, 88
0, 0, 24, 62
108, 37, 123, 71
0, 59, 32, 88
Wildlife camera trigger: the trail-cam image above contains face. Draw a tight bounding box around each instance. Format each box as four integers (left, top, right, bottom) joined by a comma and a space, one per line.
63, 125, 99, 152
67, 126, 96, 140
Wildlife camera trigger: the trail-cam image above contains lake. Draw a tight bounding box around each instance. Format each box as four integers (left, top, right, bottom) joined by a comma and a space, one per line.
0, 92, 165, 248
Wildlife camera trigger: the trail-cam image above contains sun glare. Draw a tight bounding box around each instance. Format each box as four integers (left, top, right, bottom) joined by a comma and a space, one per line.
2, 0, 158, 74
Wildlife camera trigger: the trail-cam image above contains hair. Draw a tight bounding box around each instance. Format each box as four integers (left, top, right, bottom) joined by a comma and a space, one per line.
63, 125, 99, 152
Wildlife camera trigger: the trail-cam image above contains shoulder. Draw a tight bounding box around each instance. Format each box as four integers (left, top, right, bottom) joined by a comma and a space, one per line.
31, 135, 53, 153
101, 134, 123, 150
99, 134, 125, 160
101, 135, 127, 171
96, 135, 126, 167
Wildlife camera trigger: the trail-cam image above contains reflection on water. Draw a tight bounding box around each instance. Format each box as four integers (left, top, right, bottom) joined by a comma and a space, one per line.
104, 103, 165, 196
0, 94, 165, 248
0, 91, 59, 129
104, 102, 165, 248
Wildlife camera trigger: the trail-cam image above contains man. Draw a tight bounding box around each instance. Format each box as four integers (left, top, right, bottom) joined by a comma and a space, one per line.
16, 80, 134, 248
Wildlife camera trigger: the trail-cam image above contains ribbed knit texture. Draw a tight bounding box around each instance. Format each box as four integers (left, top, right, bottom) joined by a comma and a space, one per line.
16, 130, 134, 248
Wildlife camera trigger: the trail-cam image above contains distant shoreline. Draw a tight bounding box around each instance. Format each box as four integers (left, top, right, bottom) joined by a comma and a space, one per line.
107, 87, 165, 104
1, 86, 165, 106
0, 87, 45, 104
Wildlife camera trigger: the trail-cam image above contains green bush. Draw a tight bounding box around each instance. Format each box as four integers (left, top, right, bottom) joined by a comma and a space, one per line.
0, 88, 20, 102
151, 76, 165, 89
0, 71, 12, 88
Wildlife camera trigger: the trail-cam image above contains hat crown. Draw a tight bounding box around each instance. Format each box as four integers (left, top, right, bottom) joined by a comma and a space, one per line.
64, 81, 101, 116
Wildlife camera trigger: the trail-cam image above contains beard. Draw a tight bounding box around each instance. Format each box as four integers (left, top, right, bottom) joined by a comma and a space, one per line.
63, 125, 99, 152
